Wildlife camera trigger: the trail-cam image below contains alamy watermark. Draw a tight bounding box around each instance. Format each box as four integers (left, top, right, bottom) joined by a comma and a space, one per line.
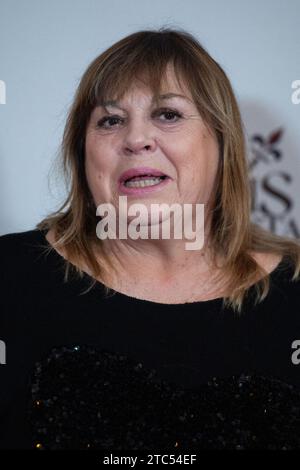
0, 340, 6, 365
0, 80, 6, 104
95, 197, 205, 250
291, 339, 300, 365
291, 80, 300, 104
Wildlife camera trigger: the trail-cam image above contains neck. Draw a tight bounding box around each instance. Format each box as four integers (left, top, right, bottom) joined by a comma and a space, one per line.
95, 214, 218, 284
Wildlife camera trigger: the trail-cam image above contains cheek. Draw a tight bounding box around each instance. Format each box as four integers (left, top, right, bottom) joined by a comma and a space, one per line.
85, 134, 113, 180
178, 129, 219, 192
84, 138, 111, 200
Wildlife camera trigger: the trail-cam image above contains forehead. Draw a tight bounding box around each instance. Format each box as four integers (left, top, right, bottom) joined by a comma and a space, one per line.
98, 63, 194, 109
101, 92, 192, 110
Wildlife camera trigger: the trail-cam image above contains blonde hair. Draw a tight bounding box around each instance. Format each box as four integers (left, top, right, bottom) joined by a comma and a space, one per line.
37, 26, 300, 312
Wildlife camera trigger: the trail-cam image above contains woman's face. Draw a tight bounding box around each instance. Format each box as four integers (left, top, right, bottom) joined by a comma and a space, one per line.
85, 66, 220, 227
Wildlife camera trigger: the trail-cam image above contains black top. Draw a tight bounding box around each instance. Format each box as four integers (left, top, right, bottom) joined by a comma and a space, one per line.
1, 228, 300, 450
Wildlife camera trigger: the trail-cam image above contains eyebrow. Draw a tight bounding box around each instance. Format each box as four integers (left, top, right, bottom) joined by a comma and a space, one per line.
100, 93, 191, 110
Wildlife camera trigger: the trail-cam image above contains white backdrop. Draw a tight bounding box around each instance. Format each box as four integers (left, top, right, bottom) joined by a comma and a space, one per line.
0, 0, 299, 236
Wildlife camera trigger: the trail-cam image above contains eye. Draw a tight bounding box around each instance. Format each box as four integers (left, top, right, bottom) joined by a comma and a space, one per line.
96, 115, 123, 129
155, 108, 183, 122
96, 108, 183, 129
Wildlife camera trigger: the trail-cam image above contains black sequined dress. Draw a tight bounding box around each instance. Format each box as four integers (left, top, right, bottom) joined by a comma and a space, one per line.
1, 229, 300, 450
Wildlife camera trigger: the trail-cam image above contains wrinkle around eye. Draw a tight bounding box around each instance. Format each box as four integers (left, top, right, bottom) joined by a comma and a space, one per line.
95, 110, 185, 131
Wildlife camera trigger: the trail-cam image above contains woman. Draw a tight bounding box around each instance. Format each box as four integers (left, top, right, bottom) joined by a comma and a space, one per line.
1, 27, 300, 450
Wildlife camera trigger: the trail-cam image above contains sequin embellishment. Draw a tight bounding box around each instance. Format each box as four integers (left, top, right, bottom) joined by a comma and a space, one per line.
28, 345, 300, 450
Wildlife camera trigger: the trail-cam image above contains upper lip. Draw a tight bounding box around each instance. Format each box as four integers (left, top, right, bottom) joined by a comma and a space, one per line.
118, 167, 169, 184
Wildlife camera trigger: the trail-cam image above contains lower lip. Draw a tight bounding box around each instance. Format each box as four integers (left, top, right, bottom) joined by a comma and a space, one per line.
118, 177, 171, 196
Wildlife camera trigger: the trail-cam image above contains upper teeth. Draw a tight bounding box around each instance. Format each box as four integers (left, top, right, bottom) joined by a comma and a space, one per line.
125, 176, 164, 188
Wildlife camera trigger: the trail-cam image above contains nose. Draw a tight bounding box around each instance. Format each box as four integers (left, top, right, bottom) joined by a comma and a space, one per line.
123, 119, 157, 156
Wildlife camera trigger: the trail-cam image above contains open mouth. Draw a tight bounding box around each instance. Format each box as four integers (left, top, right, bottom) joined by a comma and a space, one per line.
123, 174, 168, 188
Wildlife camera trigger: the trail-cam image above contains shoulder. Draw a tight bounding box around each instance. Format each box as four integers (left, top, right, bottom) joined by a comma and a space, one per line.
0, 228, 49, 277
242, 250, 300, 315
0, 227, 44, 244
251, 251, 300, 325
0, 228, 66, 316
250, 251, 300, 291
0, 227, 45, 256
244, 253, 300, 388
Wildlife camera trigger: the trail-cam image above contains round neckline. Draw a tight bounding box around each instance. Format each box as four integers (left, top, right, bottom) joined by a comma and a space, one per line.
38, 228, 289, 308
